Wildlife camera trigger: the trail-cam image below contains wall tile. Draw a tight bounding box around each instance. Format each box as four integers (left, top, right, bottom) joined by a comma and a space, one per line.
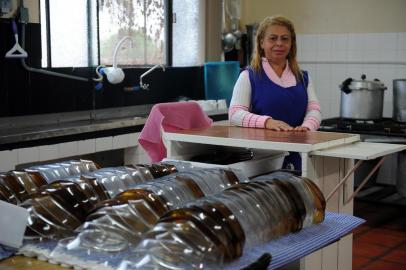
112, 134, 129, 149
398, 33, 406, 50
299, 32, 406, 120
300, 63, 311, 71
347, 64, 364, 78
302, 35, 316, 51
347, 50, 363, 62
330, 94, 341, 117
317, 35, 332, 52
331, 34, 348, 51
331, 64, 348, 88
0, 150, 18, 171
297, 50, 304, 62
58, 142, 78, 158
127, 133, 139, 147
304, 64, 316, 76
316, 50, 330, 61
296, 35, 304, 52
379, 65, 397, 90
362, 50, 379, 61
348, 33, 365, 51
39, 144, 58, 162
379, 33, 398, 51
363, 66, 381, 80
397, 50, 406, 62
17, 147, 40, 165
95, 137, 113, 152
380, 50, 397, 62
301, 51, 317, 62
365, 33, 381, 51
77, 139, 96, 155
331, 50, 347, 61
384, 88, 393, 103
383, 101, 393, 118
315, 65, 331, 99
395, 66, 406, 79
318, 98, 331, 119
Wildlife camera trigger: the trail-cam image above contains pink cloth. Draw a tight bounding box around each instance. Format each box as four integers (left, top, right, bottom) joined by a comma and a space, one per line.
139, 101, 213, 162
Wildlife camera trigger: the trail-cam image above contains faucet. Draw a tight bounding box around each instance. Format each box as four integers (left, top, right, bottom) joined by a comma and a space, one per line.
96, 36, 133, 85
112, 36, 133, 68
140, 64, 166, 90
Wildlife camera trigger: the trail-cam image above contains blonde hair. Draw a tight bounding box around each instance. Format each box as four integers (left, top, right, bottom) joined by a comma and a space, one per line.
251, 15, 302, 81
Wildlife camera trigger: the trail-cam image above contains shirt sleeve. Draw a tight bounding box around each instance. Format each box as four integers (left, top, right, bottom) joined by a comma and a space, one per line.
228, 70, 271, 128
301, 75, 322, 131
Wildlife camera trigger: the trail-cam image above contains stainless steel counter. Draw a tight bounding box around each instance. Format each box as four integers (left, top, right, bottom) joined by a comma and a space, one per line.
0, 104, 227, 147
0, 105, 153, 145
0, 117, 147, 145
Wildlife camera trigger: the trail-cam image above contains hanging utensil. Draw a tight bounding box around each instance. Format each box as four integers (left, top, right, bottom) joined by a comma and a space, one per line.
221, 0, 241, 53
5, 19, 28, 59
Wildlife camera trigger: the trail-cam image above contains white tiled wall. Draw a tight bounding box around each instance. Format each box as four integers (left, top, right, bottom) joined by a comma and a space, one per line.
297, 32, 406, 119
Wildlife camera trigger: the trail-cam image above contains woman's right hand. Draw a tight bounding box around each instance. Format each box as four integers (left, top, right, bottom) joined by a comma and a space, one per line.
265, 118, 293, 131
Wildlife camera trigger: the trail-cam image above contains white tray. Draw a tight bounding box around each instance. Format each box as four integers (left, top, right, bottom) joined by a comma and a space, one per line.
164, 150, 288, 178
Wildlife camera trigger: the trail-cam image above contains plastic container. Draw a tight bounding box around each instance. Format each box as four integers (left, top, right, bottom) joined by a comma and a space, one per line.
204, 61, 240, 106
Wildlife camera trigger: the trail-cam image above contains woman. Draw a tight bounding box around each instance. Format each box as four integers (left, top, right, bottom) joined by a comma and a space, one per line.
229, 15, 321, 171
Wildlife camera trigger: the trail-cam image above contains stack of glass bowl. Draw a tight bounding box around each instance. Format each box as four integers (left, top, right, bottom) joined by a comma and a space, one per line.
0, 160, 99, 204
25, 160, 100, 184
16, 163, 177, 239
118, 171, 326, 269
49, 168, 246, 266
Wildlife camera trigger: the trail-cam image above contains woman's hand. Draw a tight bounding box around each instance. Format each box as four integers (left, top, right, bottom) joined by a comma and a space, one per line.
293, 126, 310, 132
265, 119, 293, 131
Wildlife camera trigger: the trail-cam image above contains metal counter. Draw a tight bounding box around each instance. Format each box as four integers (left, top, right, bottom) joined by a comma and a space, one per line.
0, 104, 228, 149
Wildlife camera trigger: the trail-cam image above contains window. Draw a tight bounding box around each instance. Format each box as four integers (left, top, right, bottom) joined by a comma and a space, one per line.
172, 0, 205, 66
99, 0, 166, 66
40, 0, 167, 68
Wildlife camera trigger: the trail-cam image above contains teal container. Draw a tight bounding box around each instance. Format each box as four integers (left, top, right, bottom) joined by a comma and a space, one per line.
204, 61, 240, 106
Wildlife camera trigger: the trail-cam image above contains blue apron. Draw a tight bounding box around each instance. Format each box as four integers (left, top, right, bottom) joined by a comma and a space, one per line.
247, 67, 308, 171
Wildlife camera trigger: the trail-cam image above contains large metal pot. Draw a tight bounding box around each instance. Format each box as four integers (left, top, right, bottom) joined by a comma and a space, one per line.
340, 75, 387, 120
393, 79, 406, 122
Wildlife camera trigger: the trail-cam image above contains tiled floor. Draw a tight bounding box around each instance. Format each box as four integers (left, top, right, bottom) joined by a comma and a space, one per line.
353, 200, 406, 269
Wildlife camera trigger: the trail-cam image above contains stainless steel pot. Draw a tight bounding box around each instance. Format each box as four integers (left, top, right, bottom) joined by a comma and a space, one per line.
393, 79, 406, 122
340, 75, 387, 120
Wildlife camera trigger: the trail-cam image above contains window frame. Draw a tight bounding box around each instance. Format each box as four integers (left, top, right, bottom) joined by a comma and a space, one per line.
40, 0, 172, 68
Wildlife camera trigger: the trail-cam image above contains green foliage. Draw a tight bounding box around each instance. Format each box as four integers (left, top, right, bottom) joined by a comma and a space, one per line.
98, 0, 165, 65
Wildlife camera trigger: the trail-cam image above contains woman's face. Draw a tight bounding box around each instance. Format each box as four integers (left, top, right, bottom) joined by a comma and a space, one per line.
260, 25, 292, 64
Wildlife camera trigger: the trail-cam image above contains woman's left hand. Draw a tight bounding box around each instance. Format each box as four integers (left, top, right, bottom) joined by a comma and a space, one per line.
293, 126, 310, 132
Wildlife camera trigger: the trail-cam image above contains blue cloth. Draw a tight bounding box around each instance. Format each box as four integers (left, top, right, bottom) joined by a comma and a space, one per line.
247, 68, 309, 171
224, 212, 364, 270
0, 244, 16, 261
16, 212, 363, 270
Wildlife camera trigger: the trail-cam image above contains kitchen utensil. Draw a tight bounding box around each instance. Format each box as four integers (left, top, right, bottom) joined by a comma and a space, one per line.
340, 74, 387, 120
393, 79, 406, 122
5, 20, 28, 59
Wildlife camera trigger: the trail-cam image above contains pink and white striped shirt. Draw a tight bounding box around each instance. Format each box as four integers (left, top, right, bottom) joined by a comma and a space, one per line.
229, 58, 321, 131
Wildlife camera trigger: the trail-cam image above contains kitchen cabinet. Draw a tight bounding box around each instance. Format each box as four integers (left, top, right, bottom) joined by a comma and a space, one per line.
163, 125, 406, 270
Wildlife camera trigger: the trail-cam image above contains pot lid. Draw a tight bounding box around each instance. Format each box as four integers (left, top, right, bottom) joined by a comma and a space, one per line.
342, 74, 387, 91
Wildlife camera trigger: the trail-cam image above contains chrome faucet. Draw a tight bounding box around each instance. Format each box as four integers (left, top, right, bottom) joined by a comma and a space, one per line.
140, 64, 166, 90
